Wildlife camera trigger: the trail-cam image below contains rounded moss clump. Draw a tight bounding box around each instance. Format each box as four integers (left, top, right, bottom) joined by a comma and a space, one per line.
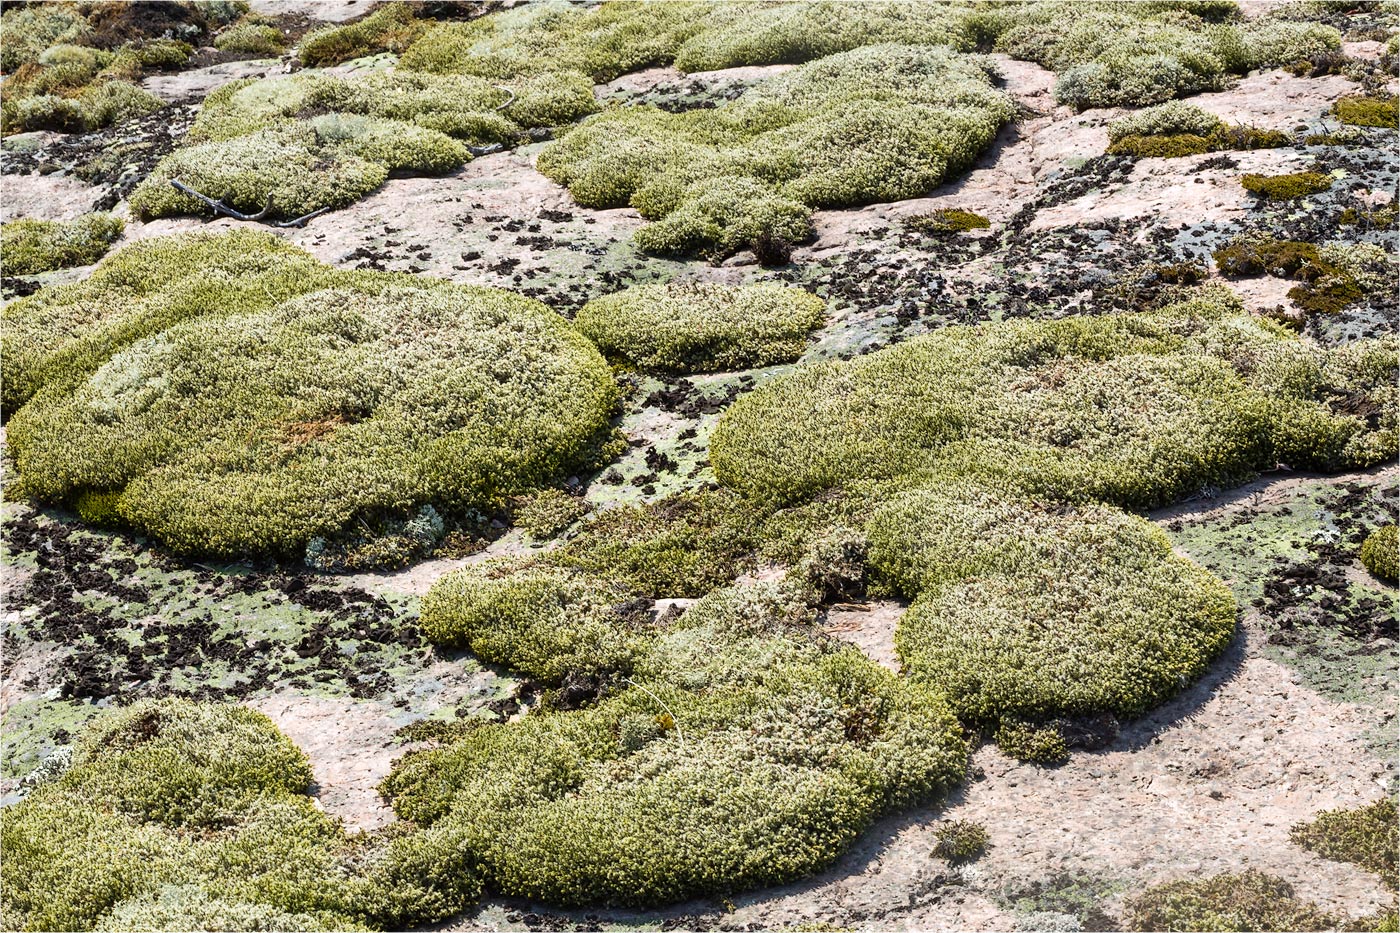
1290, 798, 1398, 888
994, 722, 1069, 764
870, 484, 1236, 727
1241, 171, 1333, 200
932, 820, 989, 863
420, 563, 642, 685
1123, 871, 1338, 932
906, 208, 991, 234
1, 699, 483, 932
5, 232, 617, 556
513, 487, 589, 539
1360, 525, 1398, 582
1108, 101, 1225, 143
711, 290, 1395, 509
1334, 95, 1399, 129
385, 583, 968, 907
1, 212, 124, 276
575, 282, 826, 374
214, 21, 287, 56
298, 2, 424, 66
540, 44, 1014, 258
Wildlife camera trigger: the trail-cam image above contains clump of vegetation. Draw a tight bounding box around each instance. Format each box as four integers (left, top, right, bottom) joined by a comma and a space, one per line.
389, 582, 968, 906
552, 489, 763, 597
514, 488, 590, 539
1340, 199, 1398, 229
1122, 870, 1339, 932
1106, 103, 1291, 158
575, 283, 826, 374
994, 722, 1070, 765
906, 208, 991, 235
1291, 798, 1398, 887
130, 68, 595, 221
987, 4, 1341, 109
214, 19, 287, 56
0, 1, 242, 135
869, 483, 1236, 729
1241, 171, 1333, 200
3, 230, 617, 557
1334, 94, 1399, 128
1, 213, 123, 276
420, 563, 641, 685
1, 699, 482, 932
933, 820, 989, 863
299, 2, 425, 66
1360, 525, 1398, 582
713, 288, 1397, 508
1213, 235, 1393, 314
539, 44, 1015, 258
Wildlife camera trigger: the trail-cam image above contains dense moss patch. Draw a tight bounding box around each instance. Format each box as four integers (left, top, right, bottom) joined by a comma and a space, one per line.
1334, 94, 1400, 128
299, 2, 424, 66
214, 18, 288, 56
1291, 798, 1398, 888
1241, 171, 1333, 200
3, 230, 617, 557
131, 68, 597, 221
905, 208, 991, 235
712, 289, 1395, 508
0, 699, 481, 932
575, 282, 826, 373
983, 3, 1340, 109
1360, 525, 1398, 582
540, 44, 1014, 258
1213, 236, 1393, 314
1123, 871, 1340, 932
1105, 102, 1290, 158
1, 212, 123, 276
390, 582, 968, 906
869, 483, 1236, 728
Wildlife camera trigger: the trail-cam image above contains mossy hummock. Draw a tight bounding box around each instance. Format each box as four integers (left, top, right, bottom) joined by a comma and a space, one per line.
1, 213, 124, 276
3, 230, 617, 557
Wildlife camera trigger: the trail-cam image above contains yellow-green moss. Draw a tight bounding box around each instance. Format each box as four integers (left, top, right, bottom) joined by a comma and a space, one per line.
1360, 525, 1398, 582
1, 212, 123, 276
298, 3, 424, 67
905, 208, 992, 234
1124, 871, 1338, 932
4, 230, 618, 556
1291, 798, 1398, 887
1241, 171, 1333, 200
214, 20, 286, 56
575, 282, 826, 373
1334, 95, 1400, 128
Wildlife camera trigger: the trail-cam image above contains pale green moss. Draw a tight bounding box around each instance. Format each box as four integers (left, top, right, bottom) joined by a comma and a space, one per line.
214, 21, 286, 56
575, 282, 826, 373
2, 213, 124, 276
4, 231, 617, 556
298, 3, 425, 67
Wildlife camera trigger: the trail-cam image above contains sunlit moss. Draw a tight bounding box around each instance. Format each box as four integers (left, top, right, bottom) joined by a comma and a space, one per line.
1, 212, 123, 276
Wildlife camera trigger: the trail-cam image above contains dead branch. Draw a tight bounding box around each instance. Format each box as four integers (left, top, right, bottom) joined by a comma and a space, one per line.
169, 178, 331, 228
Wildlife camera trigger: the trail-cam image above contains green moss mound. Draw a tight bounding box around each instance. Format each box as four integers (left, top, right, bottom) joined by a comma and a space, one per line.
299, 2, 423, 66
575, 282, 826, 373
869, 483, 1235, 727
1109, 100, 1225, 141
1360, 525, 1398, 582
1, 212, 123, 276
1123, 870, 1339, 932
1291, 798, 1398, 888
1105, 103, 1291, 157
131, 68, 596, 221
987, 4, 1340, 109
214, 20, 287, 56
0, 699, 481, 932
388, 582, 968, 907
1334, 94, 1399, 128
539, 43, 1014, 258
712, 289, 1396, 509
906, 208, 991, 234
4, 230, 617, 557
1241, 171, 1333, 200
1213, 236, 1394, 315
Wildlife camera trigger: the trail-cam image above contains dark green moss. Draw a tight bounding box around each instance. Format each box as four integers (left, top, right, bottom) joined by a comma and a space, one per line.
1359, 525, 1398, 582
1124, 871, 1338, 932
994, 722, 1068, 764
1291, 798, 1398, 888
1334, 95, 1399, 128
1153, 261, 1209, 285
1340, 200, 1398, 229
1240, 171, 1333, 200
1107, 126, 1290, 159
905, 208, 992, 235
932, 820, 989, 863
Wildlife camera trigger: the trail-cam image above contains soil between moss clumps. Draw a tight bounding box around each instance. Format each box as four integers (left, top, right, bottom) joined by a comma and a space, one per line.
3, 229, 618, 557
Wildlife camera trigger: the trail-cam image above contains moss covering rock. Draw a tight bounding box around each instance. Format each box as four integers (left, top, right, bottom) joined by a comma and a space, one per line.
3, 230, 617, 557
1123, 870, 1339, 932
1360, 525, 1398, 582
299, 2, 424, 66
1, 212, 123, 276
214, 20, 287, 56
712, 289, 1396, 508
539, 43, 1014, 258
1291, 798, 1398, 888
1241, 171, 1333, 200
575, 282, 826, 373
0, 699, 481, 932
1334, 94, 1399, 128
389, 581, 968, 906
